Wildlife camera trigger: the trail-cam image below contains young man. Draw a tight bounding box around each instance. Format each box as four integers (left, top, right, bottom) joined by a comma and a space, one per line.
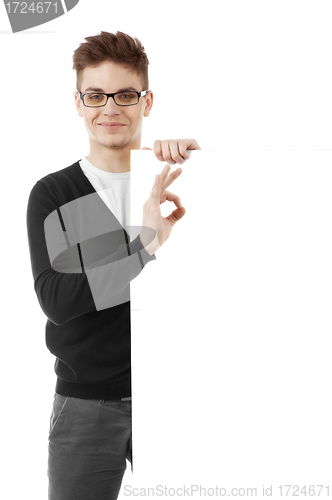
26, 31, 200, 500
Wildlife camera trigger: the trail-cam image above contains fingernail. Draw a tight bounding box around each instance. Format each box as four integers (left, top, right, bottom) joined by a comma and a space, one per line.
158, 156, 163, 160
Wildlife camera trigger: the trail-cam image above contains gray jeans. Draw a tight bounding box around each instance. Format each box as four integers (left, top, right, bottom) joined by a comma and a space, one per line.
48, 393, 132, 500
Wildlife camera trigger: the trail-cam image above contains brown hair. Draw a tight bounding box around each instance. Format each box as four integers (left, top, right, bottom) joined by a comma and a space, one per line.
72, 31, 149, 91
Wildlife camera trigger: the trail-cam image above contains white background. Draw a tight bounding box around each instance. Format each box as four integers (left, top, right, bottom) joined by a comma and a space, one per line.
1, 0, 332, 498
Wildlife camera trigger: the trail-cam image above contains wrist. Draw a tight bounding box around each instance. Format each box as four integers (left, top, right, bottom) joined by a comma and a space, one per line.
139, 232, 159, 255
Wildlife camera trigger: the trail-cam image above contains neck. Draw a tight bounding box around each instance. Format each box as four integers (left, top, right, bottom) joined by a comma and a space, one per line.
87, 136, 141, 173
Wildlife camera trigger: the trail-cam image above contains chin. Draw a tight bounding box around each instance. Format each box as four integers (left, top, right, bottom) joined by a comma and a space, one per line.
104, 137, 131, 150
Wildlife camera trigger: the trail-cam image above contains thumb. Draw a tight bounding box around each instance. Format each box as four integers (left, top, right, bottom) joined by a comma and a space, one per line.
166, 207, 186, 225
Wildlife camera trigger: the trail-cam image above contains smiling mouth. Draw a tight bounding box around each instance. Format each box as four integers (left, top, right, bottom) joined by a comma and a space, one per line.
99, 123, 125, 128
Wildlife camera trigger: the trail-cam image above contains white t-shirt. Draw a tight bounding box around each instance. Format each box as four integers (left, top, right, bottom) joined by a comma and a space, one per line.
79, 156, 130, 229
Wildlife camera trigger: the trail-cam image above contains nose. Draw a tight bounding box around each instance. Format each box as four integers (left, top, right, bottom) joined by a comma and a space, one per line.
102, 96, 121, 115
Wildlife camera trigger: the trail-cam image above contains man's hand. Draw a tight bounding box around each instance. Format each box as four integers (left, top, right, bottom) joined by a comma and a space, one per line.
140, 164, 185, 255
142, 138, 201, 165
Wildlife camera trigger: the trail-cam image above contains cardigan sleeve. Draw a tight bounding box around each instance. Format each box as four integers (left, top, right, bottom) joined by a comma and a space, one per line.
26, 179, 156, 326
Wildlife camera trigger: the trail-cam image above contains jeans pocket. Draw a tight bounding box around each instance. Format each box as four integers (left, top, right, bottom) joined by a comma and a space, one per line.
49, 393, 69, 438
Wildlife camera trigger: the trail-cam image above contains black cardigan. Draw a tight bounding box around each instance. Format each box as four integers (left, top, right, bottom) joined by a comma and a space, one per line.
26, 160, 156, 400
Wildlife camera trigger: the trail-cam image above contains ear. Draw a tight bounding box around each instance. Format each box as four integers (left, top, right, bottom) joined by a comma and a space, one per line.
143, 91, 153, 117
74, 91, 83, 118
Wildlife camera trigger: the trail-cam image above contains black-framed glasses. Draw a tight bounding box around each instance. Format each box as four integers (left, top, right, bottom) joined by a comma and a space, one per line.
78, 90, 149, 107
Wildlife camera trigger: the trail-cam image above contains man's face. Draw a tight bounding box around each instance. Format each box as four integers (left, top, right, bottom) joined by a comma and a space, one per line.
74, 61, 153, 151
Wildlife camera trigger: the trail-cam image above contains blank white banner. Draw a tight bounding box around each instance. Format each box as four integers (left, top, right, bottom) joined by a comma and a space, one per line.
129, 151, 332, 489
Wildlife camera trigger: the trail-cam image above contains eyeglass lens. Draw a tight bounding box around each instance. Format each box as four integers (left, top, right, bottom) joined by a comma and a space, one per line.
83, 92, 139, 107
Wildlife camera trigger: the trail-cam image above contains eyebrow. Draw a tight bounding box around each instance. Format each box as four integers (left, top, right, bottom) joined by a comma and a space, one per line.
83, 86, 139, 93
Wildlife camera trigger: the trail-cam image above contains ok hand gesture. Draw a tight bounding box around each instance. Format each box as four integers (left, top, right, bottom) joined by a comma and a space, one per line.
140, 164, 185, 255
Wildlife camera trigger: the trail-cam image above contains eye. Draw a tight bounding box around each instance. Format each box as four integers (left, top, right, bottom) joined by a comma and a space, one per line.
118, 92, 136, 100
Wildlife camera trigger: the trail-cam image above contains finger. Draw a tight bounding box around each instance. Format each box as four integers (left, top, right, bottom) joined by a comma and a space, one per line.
178, 140, 190, 160
186, 139, 201, 150
161, 190, 183, 207
161, 140, 176, 165
169, 140, 186, 164
141, 147, 152, 150
151, 165, 170, 201
160, 164, 171, 189
166, 206, 186, 225
153, 140, 163, 161
160, 163, 171, 180
161, 167, 182, 191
